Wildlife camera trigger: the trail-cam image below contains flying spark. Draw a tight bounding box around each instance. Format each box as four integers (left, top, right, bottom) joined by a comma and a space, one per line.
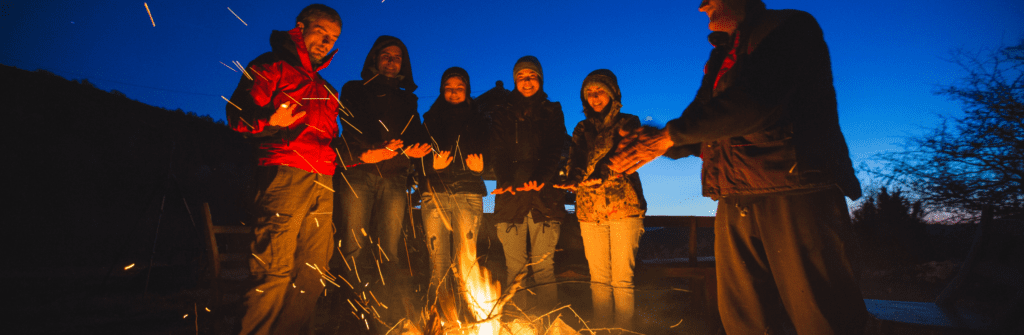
400, 114, 414, 135
144, 3, 155, 27
222, 96, 242, 110
291, 149, 321, 174
339, 116, 362, 134
312, 179, 334, 192
220, 61, 237, 72
227, 7, 248, 26
281, 91, 303, 106
378, 120, 389, 132
124, 263, 135, 270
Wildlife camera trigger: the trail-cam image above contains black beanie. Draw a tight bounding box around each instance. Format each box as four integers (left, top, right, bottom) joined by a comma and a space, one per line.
439, 67, 471, 98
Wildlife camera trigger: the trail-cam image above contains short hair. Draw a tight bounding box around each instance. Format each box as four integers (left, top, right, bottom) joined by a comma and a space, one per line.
296, 4, 341, 27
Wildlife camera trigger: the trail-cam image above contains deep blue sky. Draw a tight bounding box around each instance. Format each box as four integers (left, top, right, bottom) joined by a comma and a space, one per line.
2, 1, 1021, 215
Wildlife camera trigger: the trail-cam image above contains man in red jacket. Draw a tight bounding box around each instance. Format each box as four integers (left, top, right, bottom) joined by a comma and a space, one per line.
225, 4, 341, 334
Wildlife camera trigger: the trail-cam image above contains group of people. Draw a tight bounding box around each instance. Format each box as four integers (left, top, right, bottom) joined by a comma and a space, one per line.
226, 1, 867, 334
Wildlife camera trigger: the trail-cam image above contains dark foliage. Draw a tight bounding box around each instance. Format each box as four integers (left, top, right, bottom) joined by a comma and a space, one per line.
2, 64, 255, 276
852, 187, 932, 267
871, 40, 1024, 220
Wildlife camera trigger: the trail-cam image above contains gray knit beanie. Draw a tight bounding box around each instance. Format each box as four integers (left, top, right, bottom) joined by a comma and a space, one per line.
513, 56, 543, 83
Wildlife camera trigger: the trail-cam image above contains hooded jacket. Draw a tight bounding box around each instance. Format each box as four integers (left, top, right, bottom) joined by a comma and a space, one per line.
664, 8, 861, 201
338, 35, 427, 178
421, 67, 489, 195
226, 27, 340, 175
565, 70, 646, 222
490, 84, 568, 223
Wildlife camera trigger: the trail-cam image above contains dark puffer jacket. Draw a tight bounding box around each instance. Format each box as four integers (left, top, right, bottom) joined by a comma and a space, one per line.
227, 27, 340, 175
338, 35, 427, 178
664, 9, 861, 201
565, 69, 646, 222
490, 90, 568, 223
421, 67, 488, 195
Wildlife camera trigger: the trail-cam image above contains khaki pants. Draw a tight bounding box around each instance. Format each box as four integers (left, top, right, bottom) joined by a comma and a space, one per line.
579, 217, 644, 330
496, 212, 561, 312
238, 166, 335, 335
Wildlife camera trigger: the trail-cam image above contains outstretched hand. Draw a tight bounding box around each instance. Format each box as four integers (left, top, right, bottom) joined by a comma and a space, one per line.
359, 139, 403, 164
433, 151, 454, 170
515, 180, 545, 192
405, 143, 432, 159
552, 183, 577, 192
608, 127, 674, 175
269, 101, 306, 127
465, 154, 484, 173
491, 185, 516, 195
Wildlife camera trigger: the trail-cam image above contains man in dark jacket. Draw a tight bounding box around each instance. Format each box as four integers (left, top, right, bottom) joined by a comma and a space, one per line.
490, 56, 568, 312
225, 4, 341, 334
335, 35, 431, 327
611, 1, 866, 333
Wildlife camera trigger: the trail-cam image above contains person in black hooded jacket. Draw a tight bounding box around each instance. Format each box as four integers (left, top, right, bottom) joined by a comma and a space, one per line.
335, 35, 431, 328
418, 67, 489, 301
489, 56, 567, 312
610, 1, 866, 334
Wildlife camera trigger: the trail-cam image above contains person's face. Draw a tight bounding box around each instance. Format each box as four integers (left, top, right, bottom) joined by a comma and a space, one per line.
443, 76, 467, 105
584, 84, 612, 112
377, 45, 403, 78
515, 69, 540, 98
699, 0, 745, 34
297, 18, 340, 65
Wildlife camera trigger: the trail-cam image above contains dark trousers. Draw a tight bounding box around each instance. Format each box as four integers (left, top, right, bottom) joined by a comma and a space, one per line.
238, 166, 335, 335
715, 187, 866, 335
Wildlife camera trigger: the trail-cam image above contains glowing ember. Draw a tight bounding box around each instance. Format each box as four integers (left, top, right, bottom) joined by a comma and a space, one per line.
124, 263, 135, 270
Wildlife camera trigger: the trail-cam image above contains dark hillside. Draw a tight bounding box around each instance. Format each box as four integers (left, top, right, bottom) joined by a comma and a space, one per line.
2, 64, 253, 277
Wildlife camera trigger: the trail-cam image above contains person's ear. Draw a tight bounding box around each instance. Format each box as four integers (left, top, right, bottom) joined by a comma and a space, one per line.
295, 21, 305, 31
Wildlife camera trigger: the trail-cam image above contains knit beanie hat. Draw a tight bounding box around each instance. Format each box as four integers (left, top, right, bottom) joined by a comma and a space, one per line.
580, 69, 621, 109
513, 56, 543, 83
439, 67, 471, 98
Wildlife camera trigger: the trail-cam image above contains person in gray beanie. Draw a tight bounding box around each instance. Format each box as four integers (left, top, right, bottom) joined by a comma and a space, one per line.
489, 55, 567, 313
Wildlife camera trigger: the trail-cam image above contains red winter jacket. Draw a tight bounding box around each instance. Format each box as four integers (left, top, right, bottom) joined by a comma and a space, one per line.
227, 27, 340, 175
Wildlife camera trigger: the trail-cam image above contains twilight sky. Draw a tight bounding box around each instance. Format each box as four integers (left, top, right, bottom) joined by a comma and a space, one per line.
2, 0, 1021, 215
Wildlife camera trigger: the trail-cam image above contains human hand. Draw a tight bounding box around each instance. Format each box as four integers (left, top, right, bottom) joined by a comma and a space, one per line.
405, 143, 432, 159
552, 183, 577, 192
465, 154, 484, 173
491, 185, 516, 195
432, 151, 454, 170
269, 101, 306, 127
359, 139, 403, 164
515, 180, 545, 192
609, 127, 674, 174
579, 178, 602, 187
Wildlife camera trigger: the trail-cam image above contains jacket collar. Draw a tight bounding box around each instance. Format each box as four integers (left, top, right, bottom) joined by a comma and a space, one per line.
272, 27, 336, 74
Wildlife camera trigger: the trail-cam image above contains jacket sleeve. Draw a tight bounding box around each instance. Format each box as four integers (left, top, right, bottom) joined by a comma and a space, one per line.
666, 12, 826, 146
226, 56, 284, 138
529, 102, 568, 184
339, 81, 380, 162
563, 121, 589, 184
489, 105, 516, 188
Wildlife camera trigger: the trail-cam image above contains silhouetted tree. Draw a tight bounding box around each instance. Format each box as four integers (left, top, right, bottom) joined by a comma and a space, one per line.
853, 187, 931, 265
872, 40, 1023, 220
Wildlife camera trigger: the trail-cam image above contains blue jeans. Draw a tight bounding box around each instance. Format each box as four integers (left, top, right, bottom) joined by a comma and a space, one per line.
579, 217, 644, 330
496, 212, 561, 312
335, 167, 410, 321
421, 192, 483, 293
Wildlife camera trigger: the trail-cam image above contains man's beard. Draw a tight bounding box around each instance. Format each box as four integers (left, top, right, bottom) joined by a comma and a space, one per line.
310, 55, 324, 68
